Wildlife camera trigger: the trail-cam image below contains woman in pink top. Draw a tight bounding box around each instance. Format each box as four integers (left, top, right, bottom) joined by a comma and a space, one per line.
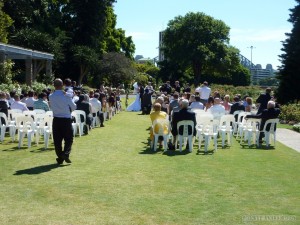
222, 95, 232, 112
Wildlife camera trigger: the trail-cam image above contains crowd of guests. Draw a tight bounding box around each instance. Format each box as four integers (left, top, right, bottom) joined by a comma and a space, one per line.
146, 80, 281, 150
0, 78, 124, 164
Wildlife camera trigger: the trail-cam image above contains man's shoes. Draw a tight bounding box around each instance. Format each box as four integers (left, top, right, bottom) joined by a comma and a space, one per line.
56, 158, 64, 165
100, 124, 104, 127
64, 156, 72, 163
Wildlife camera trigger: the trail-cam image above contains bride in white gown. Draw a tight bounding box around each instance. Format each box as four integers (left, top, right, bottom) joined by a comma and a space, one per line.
126, 82, 141, 111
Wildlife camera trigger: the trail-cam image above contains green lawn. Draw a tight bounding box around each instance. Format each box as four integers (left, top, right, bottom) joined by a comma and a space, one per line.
0, 109, 299, 225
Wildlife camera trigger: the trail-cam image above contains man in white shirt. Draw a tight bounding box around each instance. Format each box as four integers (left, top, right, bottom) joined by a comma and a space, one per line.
207, 98, 225, 120
195, 81, 211, 105
90, 93, 104, 127
10, 94, 29, 112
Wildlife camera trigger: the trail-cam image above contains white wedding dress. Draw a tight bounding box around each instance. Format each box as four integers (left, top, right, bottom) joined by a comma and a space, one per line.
126, 83, 141, 111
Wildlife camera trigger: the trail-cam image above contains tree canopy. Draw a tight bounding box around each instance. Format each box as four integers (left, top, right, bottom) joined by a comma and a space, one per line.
3, 0, 135, 86
276, 0, 300, 104
160, 12, 250, 86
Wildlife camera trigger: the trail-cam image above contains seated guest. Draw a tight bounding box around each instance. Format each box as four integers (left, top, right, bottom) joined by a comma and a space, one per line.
230, 95, 245, 121
90, 93, 104, 127
190, 95, 204, 110
0, 91, 9, 124
245, 97, 253, 112
222, 94, 232, 112
76, 94, 93, 132
33, 92, 50, 111
149, 103, 168, 147
245, 100, 280, 143
169, 92, 180, 115
207, 98, 225, 120
171, 99, 196, 147
24, 90, 36, 110
204, 96, 214, 111
10, 94, 29, 112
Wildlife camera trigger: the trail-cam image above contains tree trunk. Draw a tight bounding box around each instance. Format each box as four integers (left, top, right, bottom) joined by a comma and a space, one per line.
78, 65, 88, 85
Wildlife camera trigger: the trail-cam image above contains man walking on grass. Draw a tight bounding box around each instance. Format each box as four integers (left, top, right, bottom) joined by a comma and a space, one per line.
49, 78, 76, 164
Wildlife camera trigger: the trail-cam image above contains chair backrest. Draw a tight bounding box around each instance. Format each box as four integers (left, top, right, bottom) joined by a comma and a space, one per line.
219, 114, 235, 127
33, 109, 46, 114
233, 110, 244, 121
45, 111, 53, 117
152, 119, 170, 135
263, 118, 279, 133
44, 116, 53, 129
15, 115, 34, 131
237, 112, 251, 124
191, 108, 205, 114
74, 110, 86, 123
177, 120, 194, 137
0, 112, 8, 126
196, 113, 214, 126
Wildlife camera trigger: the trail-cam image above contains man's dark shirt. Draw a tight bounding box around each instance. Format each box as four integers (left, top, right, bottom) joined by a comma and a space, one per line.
171, 108, 196, 136
256, 93, 271, 114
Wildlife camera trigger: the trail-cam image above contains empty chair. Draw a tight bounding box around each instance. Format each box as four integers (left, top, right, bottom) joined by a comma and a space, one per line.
15, 116, 35, 149
218, 114, 235, 148
43, 116, 53, 149
232, 110, 244, 134
235, 112, 252, 139
176, 120, 194, 152
259, 118, 279, 148
151, 119, 170, 152
240, 118, 260, 147
202, 124, 218, 153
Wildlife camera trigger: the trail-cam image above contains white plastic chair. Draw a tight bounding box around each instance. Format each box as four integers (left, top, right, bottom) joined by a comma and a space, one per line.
33, 109, 46, 114
202, 124, 218, 153
0, 112, 9, 142
176, 120, 194, 152
45, 111, 53, 117
218, 114, 235, 148
151, 119, 170, 152
259, 118, 279, 148
232, 110, 244, 134
236, 112, 252, 139
72, 110, 87, 136
240, 118, 260, 147
43, 116, 53, 149
15, 116, 35, 149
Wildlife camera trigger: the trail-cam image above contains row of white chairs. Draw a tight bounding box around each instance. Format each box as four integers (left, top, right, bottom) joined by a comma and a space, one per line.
0, 111, 53, 149
151, 112, 279, 153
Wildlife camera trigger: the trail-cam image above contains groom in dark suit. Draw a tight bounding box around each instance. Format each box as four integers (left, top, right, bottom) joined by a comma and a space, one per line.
171, 99, 197, 144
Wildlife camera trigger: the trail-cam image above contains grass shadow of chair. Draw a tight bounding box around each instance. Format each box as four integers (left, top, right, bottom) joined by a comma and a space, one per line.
196, 149, 214, 155
162, 149, 191, 157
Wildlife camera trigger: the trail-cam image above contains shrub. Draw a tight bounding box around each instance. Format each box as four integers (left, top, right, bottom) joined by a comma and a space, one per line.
293, 123, 300, 133
279, 104, 300, 123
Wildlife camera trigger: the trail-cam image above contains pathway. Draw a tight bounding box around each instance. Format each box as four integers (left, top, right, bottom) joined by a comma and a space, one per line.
277, 128, 300, 153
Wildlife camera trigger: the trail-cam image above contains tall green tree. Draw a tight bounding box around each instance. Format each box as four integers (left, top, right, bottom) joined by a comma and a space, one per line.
0, 1, 13, 43
162, 12, 230, 86
277, 0, 300, 104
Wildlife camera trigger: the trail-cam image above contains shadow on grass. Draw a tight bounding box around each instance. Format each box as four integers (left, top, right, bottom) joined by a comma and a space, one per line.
240, 143, 276, 150
196, 149, 215, 155
14, 163, 69, 175
139, 141, 193, 156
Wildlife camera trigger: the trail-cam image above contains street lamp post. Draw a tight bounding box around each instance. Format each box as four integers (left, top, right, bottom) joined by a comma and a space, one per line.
247, 45, 255, 68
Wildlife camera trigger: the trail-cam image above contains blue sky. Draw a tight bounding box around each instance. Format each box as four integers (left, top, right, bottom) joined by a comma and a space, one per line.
114, 0, 296, 70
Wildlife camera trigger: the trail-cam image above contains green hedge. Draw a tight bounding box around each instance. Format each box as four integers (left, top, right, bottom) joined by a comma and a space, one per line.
279, 104, 300, 123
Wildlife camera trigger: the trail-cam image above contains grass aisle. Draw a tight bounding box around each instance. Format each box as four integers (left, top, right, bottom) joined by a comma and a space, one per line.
0, 111, 299, 225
